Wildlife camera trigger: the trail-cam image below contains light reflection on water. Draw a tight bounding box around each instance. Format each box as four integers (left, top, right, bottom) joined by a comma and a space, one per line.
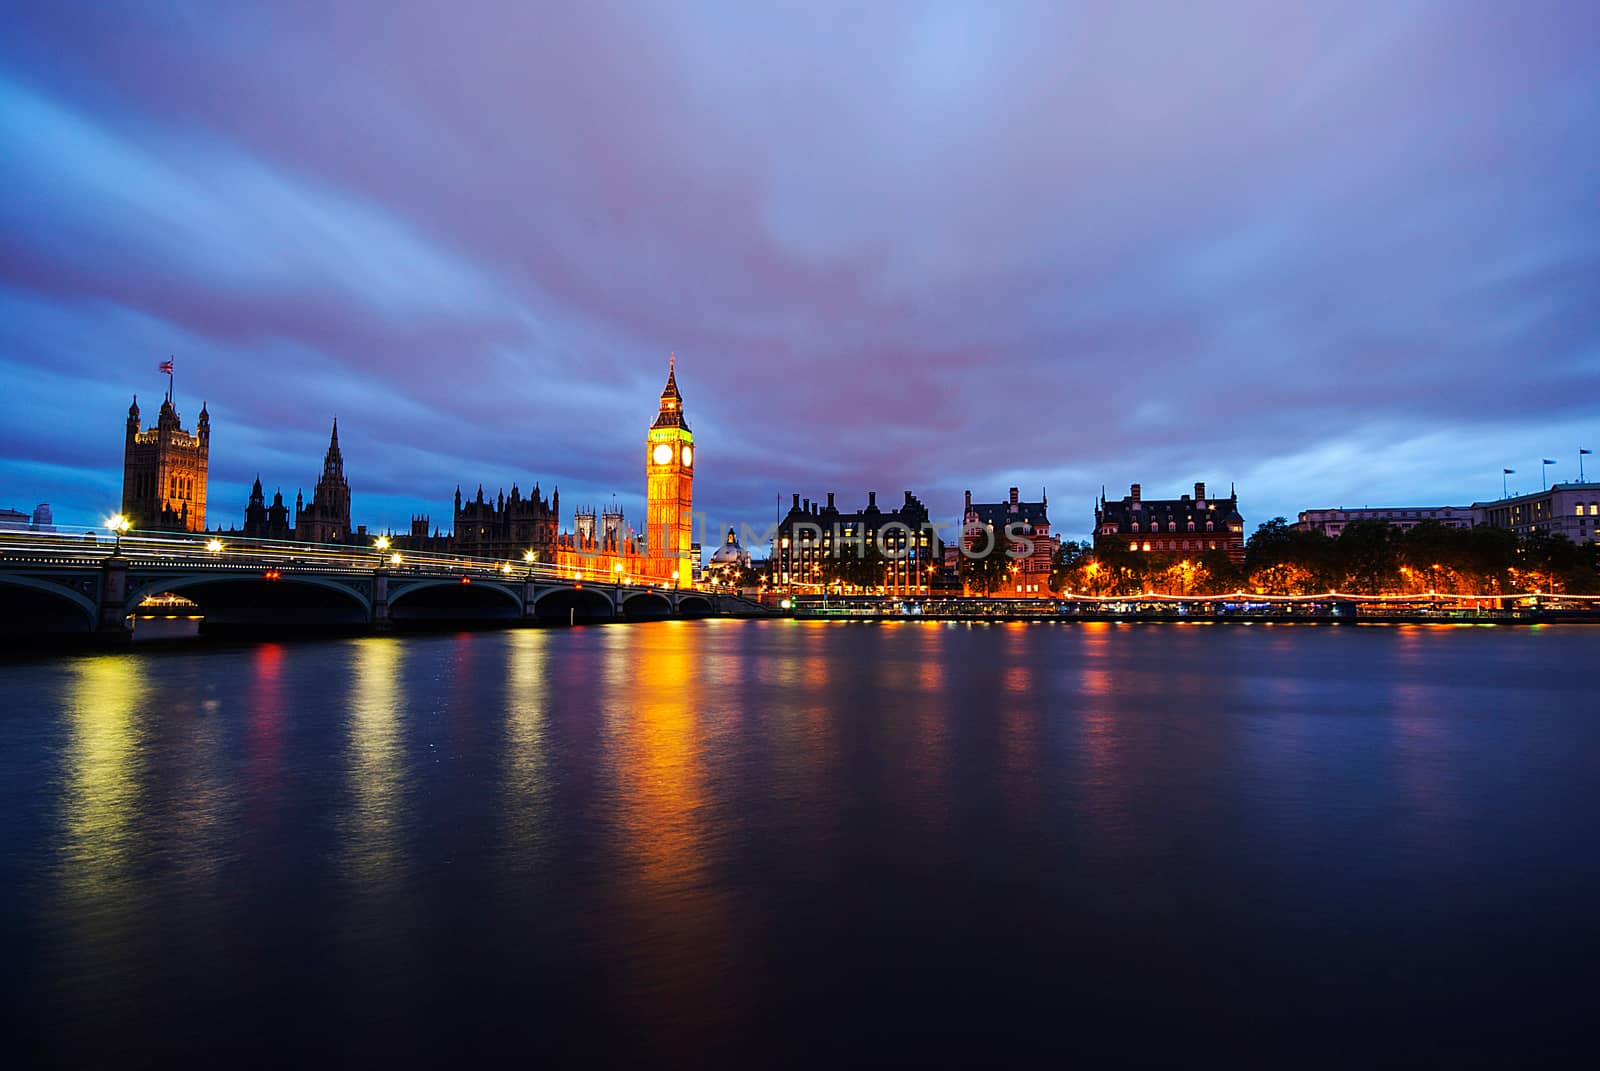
3, 620, 1599, 1060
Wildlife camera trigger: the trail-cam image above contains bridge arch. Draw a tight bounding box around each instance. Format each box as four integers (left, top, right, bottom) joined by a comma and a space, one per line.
387, 578, 522, 622
125, 573, 371, 629
0, 574, 97, 634
619, 589, 673, 620
677, 594, 714, 618
533, 585, 615, 624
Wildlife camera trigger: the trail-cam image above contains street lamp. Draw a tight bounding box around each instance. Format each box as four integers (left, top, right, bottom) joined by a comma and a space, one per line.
105, 514, 131, 553
389, 552, 402, 567
205, 538, 224, 554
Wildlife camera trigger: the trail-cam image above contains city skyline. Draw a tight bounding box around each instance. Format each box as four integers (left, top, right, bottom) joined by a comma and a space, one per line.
3, 2, 1598, 537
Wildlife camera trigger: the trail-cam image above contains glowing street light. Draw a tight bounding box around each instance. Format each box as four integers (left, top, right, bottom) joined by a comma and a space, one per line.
105, 513, 131, 552
205, 538, 224, 554
389, 552, 402, 567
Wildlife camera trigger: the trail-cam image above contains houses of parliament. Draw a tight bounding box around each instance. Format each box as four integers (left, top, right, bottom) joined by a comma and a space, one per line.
120, 358, 699, 582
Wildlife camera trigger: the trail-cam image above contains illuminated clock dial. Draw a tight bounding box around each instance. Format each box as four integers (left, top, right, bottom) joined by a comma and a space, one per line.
680, 445, 693, 467
652, 443, 673, 465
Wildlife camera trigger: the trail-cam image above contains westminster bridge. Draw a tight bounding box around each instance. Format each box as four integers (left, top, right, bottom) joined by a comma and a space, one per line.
0, 530, 765, 641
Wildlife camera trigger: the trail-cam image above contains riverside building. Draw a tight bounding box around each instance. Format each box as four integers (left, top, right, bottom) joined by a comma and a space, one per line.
1094, 481, 1246, 563
772, 490, 939, 595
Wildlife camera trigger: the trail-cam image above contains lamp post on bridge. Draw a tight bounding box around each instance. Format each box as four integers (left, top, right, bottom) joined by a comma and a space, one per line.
105, 514, 131, 555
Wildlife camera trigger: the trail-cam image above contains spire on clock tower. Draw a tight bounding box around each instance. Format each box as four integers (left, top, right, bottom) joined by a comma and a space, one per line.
653, 353, 689, 430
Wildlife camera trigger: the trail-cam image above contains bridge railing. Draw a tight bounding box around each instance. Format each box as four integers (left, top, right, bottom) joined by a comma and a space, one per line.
0, 528, 699, 588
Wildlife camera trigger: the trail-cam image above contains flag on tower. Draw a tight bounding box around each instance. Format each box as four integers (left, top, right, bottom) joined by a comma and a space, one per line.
1583, 449, 1593, 455
1542, 459, 1557, 465
158, 359, 173, 374
1503, 468, 1515, 474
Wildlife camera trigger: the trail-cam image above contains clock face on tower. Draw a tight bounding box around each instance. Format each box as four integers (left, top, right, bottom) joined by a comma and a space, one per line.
652, 443, 673, 465
681, 444, 693, 467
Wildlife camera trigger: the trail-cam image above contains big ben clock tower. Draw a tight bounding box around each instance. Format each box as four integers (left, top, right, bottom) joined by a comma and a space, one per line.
646, 354, 694, 582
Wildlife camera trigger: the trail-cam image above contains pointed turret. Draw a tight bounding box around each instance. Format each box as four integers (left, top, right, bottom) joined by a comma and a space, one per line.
321, 419, 343, 478
652, 353, 690, 430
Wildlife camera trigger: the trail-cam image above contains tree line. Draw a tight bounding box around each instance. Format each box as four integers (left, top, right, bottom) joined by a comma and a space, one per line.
1044, 518, 1600, 596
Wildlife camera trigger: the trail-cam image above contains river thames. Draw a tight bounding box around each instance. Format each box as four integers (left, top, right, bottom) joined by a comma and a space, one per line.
3, 620, 1597, 1061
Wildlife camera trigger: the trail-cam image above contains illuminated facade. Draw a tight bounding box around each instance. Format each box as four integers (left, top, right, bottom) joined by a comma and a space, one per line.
645, 356, 695, 581
1095, 481, 1246, 563
772, 490, 939, 594
963, 487, 1059, 596
428, 357, 693, 587
122, 392, 209, 532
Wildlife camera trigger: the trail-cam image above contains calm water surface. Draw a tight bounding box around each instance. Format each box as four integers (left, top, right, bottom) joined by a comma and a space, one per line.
2, 621, 1597, 1062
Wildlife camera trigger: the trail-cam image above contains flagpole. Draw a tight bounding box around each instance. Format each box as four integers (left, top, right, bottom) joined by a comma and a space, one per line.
1582, 448, 1591, 482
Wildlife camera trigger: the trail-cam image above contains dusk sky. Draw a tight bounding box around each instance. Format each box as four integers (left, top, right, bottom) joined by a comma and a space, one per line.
2, 1, 1596, 544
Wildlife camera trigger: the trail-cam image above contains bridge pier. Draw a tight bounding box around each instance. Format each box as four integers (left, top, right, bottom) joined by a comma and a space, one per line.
372, 568, 391, 632
97, 554, 132, 639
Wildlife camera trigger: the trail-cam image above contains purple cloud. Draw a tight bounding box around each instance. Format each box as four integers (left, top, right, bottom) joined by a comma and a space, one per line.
1, 0, 1596, 544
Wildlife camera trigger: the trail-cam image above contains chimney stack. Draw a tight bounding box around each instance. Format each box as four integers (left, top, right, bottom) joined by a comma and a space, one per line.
904, 490, 913, 505
1009, 486, 1019, 505
803, 498, 810, 513
868, 490, 877, 508
792, 493, 800, 510
827, 492, 835, 509
964, 489, 972, 512
1131, 483, 1142, 502
1195, 482, 1206, 502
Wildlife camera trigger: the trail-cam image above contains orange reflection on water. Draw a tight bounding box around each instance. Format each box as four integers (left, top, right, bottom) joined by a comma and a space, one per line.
600, 623, 736, 1046
604, 625, 706, 892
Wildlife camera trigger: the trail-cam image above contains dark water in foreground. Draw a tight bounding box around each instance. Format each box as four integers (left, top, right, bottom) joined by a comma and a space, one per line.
2, 620, 1598, 1062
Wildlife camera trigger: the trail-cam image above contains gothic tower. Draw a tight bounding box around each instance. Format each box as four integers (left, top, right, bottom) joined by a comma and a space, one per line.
121, 390, 210, 532
645, 354, 694, 581
295, 419, 352, 544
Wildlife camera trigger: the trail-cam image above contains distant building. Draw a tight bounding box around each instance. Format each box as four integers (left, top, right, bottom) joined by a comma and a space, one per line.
295, 420, 352, 544
453, 482, 561, 561
122, 392, 209, 531
705, 527, 751, 587
1474, 483, 1600, 544
0, 507, 28, 530
241, 477, 294, 541
1094, 481, 1245, 563
1297, 505, 1478, 538
963, 487, 1059, 596
30, 503, 54, 532
773, 490, 940, 594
